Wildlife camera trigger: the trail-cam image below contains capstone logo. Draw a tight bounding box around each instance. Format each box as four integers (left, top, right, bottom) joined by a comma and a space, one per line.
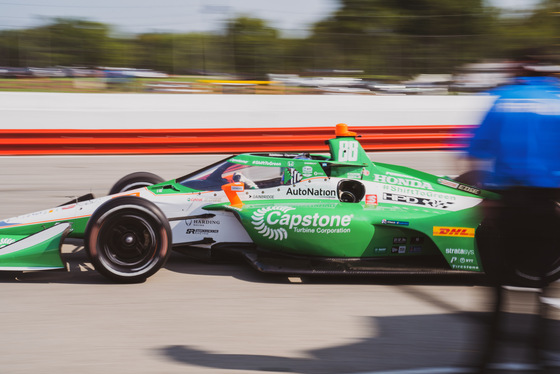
251, 206, 353, 240
374, 174, 434, 190
0, 238, 15, 248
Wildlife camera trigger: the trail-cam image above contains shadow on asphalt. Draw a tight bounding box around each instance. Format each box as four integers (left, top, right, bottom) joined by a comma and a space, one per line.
158, 312, 560, 374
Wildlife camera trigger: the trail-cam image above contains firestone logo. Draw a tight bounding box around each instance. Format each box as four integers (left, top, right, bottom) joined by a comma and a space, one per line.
251, 206, 353, 241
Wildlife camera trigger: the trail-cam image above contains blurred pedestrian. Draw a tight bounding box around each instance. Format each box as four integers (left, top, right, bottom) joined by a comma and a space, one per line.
467, 64, 560, 372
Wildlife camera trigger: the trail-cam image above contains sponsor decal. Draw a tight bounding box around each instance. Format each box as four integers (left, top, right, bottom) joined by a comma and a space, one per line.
374, 247, 387, 253
338, 140, 359, 162
285, 168, 303, 184
437, 178, 481, 195
393, 237, 407, 244
0, 238, 15, 248
365, 194, 378, 205
186, 197, 204, 202
286, 187, 336, 197
302, 166, 313, 177
445, 248, 475, 256
410, 246, 422, 253
250, 194, 275, 199
391, 246, 399, 253
410, 237, 424, 244
347, 172, 361, 179
382, 219, 409, 226
458, 184, 481, 195
252, 160, 282, 167
251, 206, 353, 241
185, 219, 220, 227
382, 185, 457, 201
230, 158, 249, 164
374, 173, 434, 190
451, 264, 479, 270
398, 246, 406, 254
186, 229, 219, 235
433, 226, 475, 238
383, 192, 454, 209
437, 178, 459, 188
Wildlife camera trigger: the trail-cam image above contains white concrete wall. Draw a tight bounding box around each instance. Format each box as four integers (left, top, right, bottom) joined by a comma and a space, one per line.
0, 92, 495, 130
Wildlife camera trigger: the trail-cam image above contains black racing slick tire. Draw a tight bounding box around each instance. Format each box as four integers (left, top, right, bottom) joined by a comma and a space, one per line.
453, 170, 490, 189
85, 196, 172, 283
476, 209, 560, 288
109, 172, 165, 195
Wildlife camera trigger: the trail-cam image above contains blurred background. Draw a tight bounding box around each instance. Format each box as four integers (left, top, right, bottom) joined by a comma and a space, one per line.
0, 0, 558, 94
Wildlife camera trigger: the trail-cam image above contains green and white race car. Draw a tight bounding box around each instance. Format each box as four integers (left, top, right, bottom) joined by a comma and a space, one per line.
0, 124, 552, 284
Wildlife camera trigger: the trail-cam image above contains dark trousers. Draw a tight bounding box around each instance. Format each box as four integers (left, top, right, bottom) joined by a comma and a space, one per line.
475, 187, 560, 372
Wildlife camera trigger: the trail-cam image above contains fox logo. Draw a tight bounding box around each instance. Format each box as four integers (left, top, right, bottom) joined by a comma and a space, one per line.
433, 226, 475, 238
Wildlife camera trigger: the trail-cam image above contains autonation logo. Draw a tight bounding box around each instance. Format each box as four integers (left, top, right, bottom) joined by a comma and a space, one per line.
251, 206, 353, 241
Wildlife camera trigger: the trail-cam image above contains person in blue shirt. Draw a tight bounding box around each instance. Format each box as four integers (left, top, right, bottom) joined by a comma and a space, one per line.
467, 66, 560, 373
468, 73, 560, 190
467, 66, 560, 286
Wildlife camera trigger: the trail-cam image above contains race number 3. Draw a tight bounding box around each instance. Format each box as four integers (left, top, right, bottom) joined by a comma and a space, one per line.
338, 141, 359, 162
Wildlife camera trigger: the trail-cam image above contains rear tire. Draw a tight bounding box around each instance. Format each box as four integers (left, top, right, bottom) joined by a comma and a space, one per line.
476, 217, 560, 288
85, 196, 171, 283
454, 170, 490, 189
109, 172, 165, 195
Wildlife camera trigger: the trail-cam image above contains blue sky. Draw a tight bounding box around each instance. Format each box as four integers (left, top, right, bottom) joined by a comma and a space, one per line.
0, 0, 541, 36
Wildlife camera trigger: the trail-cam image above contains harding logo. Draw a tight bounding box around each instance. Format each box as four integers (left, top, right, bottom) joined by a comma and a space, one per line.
251, 206, 353, 241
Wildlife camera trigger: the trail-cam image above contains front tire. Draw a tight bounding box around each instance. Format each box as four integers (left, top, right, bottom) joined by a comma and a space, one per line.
109, 172, 165, 195
85, 196, 172, 283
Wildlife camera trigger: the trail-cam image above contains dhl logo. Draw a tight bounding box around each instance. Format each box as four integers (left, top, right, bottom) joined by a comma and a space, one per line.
433, 226, 475, 238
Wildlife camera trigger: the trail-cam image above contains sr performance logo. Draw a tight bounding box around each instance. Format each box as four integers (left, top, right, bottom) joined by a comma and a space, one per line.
251, 206, 353, 240
383, 192, 455, 209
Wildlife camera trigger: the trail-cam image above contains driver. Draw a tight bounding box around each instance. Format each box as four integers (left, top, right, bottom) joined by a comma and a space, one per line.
233, 172, 258, 189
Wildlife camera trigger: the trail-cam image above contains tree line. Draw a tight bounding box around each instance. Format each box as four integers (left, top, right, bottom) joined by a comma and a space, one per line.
1, 0, 559, 79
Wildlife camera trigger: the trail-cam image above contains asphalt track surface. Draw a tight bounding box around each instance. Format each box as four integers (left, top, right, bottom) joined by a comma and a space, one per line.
1, 152, 559, 374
